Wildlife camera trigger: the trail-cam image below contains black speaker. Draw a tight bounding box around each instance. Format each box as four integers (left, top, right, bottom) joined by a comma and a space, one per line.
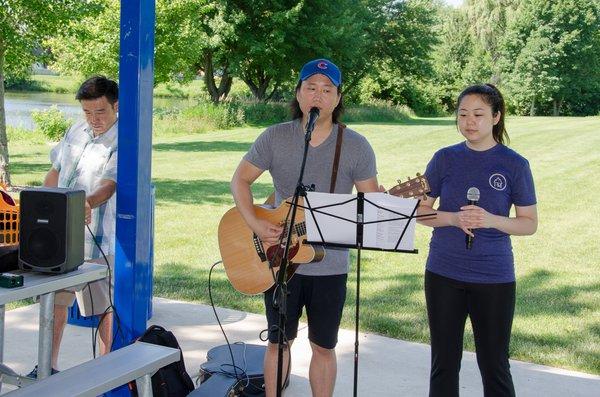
19, 188, 85, 274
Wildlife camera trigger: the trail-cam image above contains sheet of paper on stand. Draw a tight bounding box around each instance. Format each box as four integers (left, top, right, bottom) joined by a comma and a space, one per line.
304, 192, 417, 251
304, 192, 356, 245
363, 192, 416, 251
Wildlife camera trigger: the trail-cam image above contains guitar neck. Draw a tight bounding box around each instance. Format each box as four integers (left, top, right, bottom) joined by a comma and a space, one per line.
280, 220, 306, 239
294, 221, 306, 237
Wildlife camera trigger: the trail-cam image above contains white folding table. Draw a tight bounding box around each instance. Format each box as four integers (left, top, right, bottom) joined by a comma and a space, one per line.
0, 263, 108, 389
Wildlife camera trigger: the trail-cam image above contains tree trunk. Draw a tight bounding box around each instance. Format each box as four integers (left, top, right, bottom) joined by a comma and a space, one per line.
244, 70, 271, 102
264, 83, 279, 102
217, 69, 233, 102
202, 51, 233, 104
553, 98, 562, 116
0, 45, 12, 187
529, 97, 536, 117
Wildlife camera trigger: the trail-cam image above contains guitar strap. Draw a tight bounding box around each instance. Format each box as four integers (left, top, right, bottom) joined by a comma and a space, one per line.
329, 123, 345, 193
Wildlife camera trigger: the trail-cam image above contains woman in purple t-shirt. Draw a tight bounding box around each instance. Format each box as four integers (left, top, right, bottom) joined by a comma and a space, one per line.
418, 84, 538, 397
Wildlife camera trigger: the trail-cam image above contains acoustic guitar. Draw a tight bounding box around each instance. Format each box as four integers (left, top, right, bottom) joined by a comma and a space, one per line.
218, 174, 430, 295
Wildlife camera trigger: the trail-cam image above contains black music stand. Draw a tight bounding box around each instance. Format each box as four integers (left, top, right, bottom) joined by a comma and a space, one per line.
300, 191, 431, 397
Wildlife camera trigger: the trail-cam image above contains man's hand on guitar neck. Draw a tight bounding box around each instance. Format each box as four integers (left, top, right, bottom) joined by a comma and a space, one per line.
251, 218, 284, 247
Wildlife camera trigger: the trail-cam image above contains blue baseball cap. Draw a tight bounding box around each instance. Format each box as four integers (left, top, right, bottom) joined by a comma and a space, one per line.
299, 59, 341, 87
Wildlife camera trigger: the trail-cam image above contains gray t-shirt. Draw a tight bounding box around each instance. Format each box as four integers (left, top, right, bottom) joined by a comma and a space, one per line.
244, 119, 377, 275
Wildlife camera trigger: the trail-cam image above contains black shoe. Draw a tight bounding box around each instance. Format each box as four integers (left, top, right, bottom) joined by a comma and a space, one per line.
26, 365, 59, 378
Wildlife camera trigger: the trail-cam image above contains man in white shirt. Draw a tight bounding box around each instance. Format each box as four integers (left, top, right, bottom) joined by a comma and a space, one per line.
29, 76, 118, 377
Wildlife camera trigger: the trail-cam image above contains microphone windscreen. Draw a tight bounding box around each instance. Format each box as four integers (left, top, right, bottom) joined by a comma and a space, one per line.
466, 187, 480, 202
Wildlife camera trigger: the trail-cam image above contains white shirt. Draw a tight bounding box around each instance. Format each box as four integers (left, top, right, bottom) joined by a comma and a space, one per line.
50, 119, 118, 259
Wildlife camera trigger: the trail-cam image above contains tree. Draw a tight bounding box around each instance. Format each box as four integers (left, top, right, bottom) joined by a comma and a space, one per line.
364, 0, 441, 113
431, 6, 475, 111
501, 0, 600, 115
0, 0, 98, 184
217, 0, 373, 101
48, 0, 220, 99
464, 0, 519, 84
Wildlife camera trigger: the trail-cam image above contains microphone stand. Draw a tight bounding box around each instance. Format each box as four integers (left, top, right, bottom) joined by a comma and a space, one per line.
274, 119, 315, 397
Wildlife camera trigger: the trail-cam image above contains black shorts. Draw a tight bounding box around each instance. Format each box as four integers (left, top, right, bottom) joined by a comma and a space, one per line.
264, 273, 347, 349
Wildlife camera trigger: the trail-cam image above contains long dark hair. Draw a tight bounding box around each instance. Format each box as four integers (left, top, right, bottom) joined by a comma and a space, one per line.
457, 83, 509, 145
290, 81, 345, 124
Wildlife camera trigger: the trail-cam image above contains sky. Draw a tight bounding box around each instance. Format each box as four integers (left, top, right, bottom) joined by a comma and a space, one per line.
444, 0, 464, 7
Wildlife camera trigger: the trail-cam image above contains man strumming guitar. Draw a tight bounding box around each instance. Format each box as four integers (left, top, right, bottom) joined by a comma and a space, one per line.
230, 59, 382, 397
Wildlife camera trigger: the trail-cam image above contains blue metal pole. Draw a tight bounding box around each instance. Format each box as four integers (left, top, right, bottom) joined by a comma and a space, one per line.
113, 0, 156, 349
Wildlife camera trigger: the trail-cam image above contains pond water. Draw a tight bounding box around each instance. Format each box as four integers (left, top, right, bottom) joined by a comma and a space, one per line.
5, 91, 193, 130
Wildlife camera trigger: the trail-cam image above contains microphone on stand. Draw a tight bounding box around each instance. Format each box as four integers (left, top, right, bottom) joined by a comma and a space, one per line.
305, 107, 320, 141
465, 187, 480, 250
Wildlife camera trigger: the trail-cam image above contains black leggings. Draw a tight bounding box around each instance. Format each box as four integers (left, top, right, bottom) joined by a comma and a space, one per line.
425, 270, 516, 397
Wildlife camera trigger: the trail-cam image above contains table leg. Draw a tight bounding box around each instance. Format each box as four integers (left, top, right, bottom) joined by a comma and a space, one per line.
136, 373, 153, 397
38, 292, 55, 380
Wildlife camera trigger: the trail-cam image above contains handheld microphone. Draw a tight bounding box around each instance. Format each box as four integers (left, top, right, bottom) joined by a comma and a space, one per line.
305, 107, 320, 140
465, 187, 480, 250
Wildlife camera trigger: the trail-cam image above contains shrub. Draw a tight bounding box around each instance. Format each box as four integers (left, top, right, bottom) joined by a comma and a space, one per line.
182, 102, 245, 129
31, 105, 72, 141
7, 126, 45, 143
344, 100, 414, 123
243, 101, 289, 125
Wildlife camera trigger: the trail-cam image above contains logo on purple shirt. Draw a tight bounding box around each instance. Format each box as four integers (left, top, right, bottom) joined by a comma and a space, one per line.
489, 173, 507, 191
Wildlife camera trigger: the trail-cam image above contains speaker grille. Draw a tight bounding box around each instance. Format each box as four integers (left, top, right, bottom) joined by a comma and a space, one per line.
27, 228, 59, 261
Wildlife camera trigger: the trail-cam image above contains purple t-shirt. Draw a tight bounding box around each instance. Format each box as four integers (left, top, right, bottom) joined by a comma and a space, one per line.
424, 142, 536, 283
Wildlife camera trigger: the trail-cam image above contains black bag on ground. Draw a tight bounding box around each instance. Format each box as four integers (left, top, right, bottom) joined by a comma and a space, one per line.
130, 325, 195, 397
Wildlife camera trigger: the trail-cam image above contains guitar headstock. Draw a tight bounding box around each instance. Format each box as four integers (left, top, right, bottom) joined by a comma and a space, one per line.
387, 173, 430, 199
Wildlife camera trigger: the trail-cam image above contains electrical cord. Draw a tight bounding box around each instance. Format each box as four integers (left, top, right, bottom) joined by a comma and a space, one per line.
206, 260, 293, 393
85, 224, 125, 356
207, 261, 246, 383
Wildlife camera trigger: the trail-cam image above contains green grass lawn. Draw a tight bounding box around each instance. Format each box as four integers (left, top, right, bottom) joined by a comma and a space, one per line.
8, 116, 600, 375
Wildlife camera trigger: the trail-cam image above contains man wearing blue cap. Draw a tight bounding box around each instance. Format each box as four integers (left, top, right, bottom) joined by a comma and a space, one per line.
231, 58, 381, 396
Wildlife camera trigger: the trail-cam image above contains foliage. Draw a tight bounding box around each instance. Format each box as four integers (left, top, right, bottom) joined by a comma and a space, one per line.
9, 0, 600, 117
45, 0, 120, 79
241, 101, 289, 126
361, 0, 441, 113
218, 0, 373, 101
464, 0, 519, 83
344, 101, 414, 122
431, 3, 508, 112
0, 0, 100, 184
6, 126, 45, 144
47, 0, 214, 86
182, 102, 245, 129
500, 0, 600, 115
31, 105, 72, 141
5, 74, 81, 93
151, 99, 419, 136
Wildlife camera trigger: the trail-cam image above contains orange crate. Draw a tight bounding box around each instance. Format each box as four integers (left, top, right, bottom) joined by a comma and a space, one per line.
0, 189, 19, 246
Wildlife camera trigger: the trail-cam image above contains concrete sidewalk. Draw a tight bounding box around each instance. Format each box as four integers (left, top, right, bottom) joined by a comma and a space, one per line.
1, 297, 598, 396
